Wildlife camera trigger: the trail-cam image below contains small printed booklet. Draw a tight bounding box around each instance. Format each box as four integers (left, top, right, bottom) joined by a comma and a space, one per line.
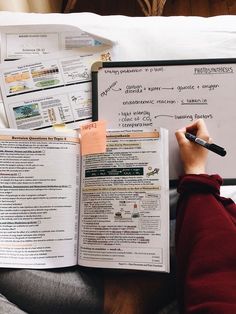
0, 126, 169, 272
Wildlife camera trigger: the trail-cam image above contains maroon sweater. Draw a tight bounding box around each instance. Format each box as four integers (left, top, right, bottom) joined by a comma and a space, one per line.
176, 174, 236, 314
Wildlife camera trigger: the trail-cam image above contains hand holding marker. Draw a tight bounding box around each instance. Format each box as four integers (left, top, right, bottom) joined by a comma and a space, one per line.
175, 119, 226, 176
185, 132, 226, 157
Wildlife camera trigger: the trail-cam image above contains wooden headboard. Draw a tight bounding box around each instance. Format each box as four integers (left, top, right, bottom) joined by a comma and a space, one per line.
62, 0, 236, 16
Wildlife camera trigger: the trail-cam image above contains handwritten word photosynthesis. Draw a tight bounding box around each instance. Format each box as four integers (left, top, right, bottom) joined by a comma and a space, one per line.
194, 66, 233, 74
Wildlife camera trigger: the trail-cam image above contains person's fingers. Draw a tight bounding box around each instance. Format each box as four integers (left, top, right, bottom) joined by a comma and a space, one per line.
175, 127, 187, 145
175, 119, 211, 147
196, 118, 208, 134
195, 119, 210, 140
186, 119, 210, 140
186, 119, 202, 133
208, 137, 213, 144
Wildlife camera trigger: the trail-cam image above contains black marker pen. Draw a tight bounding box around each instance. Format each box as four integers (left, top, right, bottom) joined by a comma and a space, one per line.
185, 132, 227, 157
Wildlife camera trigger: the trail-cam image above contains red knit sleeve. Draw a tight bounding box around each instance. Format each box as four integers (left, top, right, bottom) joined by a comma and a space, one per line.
176, 174, 236, 314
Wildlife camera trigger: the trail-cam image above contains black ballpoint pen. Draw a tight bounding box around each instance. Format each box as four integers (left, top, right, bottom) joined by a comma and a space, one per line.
185, 132, 227, 157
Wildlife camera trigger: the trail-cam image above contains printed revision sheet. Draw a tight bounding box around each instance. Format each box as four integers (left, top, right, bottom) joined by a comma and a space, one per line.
0, 24, 111, 62
0, 47, 111, 130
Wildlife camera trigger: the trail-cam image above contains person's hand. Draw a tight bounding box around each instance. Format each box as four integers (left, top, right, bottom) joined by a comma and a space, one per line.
175, 119, 210, 175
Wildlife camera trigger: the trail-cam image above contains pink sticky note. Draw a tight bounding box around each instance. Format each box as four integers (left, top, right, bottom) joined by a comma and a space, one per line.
80, 120, 107, 155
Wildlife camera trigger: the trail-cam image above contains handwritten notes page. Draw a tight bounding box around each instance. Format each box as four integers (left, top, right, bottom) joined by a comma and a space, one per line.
94, 62, 236, 181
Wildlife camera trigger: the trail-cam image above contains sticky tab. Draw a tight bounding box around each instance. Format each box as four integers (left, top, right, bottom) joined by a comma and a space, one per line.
53, 123, 74, 134
80, 120, 107, 155
53, 123, 68, 132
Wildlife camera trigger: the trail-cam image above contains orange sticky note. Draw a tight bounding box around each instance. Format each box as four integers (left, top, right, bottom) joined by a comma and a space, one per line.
80, 120, 107, 155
